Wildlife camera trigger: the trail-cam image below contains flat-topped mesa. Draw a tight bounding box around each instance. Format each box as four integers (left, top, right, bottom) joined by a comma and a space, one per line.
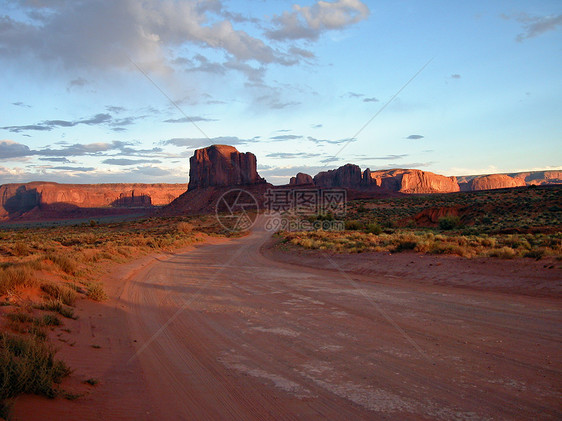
467, 174, 526, 191
188, 145, 266, 191
364, 169, 460, 194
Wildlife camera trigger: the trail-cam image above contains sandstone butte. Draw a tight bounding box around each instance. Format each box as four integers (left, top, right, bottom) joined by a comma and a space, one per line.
188, 144, 265, 191
160, 145, 269, 215
0, 182, 186, 218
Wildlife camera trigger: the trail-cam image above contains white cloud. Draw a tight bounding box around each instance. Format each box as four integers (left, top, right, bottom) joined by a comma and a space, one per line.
266, 0, 369, 41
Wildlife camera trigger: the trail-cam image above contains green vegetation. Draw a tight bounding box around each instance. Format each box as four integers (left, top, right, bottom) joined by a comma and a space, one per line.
279, 186, 562, 259
0, 332, 70, 413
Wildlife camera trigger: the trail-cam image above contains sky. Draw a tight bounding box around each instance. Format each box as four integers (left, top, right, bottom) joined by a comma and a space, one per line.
0, 0, 561, 185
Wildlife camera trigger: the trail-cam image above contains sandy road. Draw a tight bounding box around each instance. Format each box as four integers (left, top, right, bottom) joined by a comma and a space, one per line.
119, 219, 561, 420
13, 218, 561, 420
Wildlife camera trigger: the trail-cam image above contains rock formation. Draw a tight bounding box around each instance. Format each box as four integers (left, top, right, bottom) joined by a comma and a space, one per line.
0, 182, 186, 218
465, 174, 526, 191
289, 173, 313, 186
365, 169, 460, 194
188, 145, 265, 191
159, 145, 269, 216
313, 164, 363, 188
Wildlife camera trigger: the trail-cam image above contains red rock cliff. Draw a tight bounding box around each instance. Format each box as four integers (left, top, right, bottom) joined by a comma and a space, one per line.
365, 169, 460, 194
0, 182, 186, 217
188, 145, 266, 191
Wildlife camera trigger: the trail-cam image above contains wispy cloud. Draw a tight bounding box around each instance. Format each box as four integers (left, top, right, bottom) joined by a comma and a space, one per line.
502, 12, 562, 42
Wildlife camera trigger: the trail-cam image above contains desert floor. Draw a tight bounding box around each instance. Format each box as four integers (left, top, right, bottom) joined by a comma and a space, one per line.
13, 217, 561, 420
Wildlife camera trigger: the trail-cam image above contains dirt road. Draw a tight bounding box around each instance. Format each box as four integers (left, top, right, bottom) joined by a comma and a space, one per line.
15, 219, 562, 420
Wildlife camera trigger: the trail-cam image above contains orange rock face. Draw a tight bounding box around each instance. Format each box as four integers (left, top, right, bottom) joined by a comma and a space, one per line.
468, 174, 526, 191
188, 145, 266, 191
0, 182, 186, 217
366, 169, 460, 194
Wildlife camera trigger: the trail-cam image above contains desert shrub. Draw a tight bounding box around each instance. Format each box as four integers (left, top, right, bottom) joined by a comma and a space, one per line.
0, 332, 70, 407
177, 222, 194, 234
438, 215, 461, 230
40, 283, 77, 306
364, 223, 382, 235
0, 266, 36, 295
488, 246, 517, 259
523, 248, 545, 260
345, 220, 364, 231
86, 283, 107, 301
12, 242, 31, 257
393, 240, 418, 252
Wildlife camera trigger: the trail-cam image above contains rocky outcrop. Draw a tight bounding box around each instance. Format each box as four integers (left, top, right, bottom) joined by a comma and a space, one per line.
465, 174, 526, 191
365, 169, 459, 194
0, 182, 186, 217
313, 164, 363, 188
188, 145, 266, 191
289, 173, 313, 186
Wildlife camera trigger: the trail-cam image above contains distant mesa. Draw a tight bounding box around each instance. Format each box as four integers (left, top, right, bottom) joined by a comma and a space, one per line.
0, 182, 186, 220
464, 174, 526, 191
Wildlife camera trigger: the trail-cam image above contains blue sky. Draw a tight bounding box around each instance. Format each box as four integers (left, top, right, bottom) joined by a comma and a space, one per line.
1, 0, 560, 185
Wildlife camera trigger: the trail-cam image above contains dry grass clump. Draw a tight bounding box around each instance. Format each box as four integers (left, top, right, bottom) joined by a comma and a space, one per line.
0, 265, 37, 295
40, 282, 77, 306
46, 253, 78, 275
34, 299, 76, 319
86, 283, 107, 301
